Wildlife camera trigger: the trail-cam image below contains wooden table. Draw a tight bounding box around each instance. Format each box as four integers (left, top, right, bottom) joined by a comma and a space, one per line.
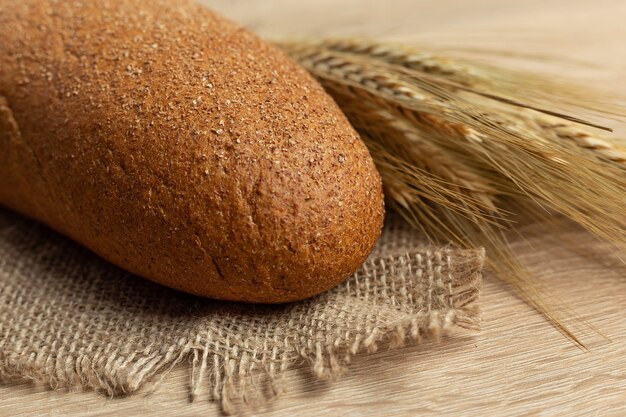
2, 0, 625, 415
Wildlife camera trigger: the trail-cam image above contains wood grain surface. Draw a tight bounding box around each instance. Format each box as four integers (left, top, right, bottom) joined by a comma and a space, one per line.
1, 0, 626, 416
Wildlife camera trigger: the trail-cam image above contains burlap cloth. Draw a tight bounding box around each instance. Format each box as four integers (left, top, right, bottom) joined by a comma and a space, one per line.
0, 208, 483, 413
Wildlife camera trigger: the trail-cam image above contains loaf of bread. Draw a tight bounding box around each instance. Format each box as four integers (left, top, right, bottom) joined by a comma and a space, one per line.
0, 0, 384, 302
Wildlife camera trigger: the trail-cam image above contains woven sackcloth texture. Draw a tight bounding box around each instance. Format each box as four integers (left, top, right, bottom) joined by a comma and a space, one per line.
0, 208, 483, 413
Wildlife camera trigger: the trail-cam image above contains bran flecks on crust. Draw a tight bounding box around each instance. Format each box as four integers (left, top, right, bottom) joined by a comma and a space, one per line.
0, 0, 384, 302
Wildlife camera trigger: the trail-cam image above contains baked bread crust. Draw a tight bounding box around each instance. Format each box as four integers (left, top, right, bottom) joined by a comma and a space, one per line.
0, 0, 384, 302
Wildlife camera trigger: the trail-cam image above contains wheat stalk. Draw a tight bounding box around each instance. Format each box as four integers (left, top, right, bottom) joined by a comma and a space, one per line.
278, 38, 626, 346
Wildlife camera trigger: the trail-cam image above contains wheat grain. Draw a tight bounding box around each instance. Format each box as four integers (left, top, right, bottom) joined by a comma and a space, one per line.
286, 46, 431, 103
291, 38, 474, 84
533, 116, 626, 165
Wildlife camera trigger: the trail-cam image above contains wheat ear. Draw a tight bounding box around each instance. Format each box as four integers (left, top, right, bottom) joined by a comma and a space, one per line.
282, 43, 626, 239
278, 38, 626, 346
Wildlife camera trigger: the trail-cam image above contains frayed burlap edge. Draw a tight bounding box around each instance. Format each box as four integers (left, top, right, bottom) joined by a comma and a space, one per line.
0, 210, 483, 415
189, 250, 483, 413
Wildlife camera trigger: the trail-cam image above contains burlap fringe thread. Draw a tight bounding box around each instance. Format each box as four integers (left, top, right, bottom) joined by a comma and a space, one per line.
0, 210, 483, 414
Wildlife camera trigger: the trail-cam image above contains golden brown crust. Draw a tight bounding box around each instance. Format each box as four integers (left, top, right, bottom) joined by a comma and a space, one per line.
0, 0, 384, 302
